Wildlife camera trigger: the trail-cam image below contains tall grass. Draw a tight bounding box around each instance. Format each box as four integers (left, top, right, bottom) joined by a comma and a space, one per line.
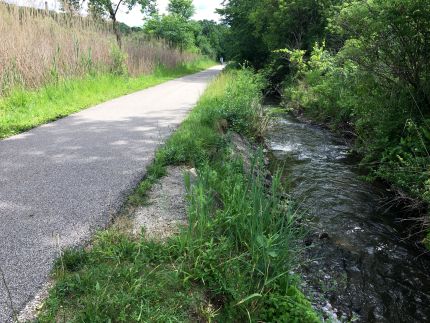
0, 2, 198, 96
0, 2, 213, 139
124, 34, 197, 76
179, 158, 311, 321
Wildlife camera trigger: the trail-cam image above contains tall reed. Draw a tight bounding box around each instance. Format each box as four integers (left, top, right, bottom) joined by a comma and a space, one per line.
0, 2, 197, 96
124, 35, 197, 76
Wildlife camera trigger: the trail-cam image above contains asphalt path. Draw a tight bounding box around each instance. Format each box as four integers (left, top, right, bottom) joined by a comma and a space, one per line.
0, 66, 222, 321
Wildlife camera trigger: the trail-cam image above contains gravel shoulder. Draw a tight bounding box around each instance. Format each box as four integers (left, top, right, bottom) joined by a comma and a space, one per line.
133, 166, 189, 239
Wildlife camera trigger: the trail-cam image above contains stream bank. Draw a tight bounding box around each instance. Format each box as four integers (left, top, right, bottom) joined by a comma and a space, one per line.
34, 70, 319, 322
266, 110, 430, 322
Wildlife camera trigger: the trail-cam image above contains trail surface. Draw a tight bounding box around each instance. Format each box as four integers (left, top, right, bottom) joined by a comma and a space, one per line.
0, 66, 222, 321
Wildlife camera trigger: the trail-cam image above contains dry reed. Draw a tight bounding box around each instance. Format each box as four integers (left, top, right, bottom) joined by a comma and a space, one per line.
0, 2, 197, 96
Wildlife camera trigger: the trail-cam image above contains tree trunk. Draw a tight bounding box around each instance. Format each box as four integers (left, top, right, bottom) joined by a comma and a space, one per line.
112, 17, 122, 49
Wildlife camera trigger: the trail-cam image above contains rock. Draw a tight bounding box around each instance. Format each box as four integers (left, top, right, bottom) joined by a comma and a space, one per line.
230, 132, 253, 171
186, 167, 198, 184
304, 237, 313, 246
230, 132, 273, 185
319, 232, 330, 240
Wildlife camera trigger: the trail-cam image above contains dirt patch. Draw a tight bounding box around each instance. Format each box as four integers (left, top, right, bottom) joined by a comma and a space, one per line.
132, 166, 189, 239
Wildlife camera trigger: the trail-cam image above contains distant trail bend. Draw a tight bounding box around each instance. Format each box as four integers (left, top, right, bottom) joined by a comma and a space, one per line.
0, 66, 223, 321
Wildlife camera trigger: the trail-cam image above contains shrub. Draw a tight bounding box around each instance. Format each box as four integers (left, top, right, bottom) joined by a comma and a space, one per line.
260, 287, 320, 323
282, 1, 430, 211
109, 46, 128, 76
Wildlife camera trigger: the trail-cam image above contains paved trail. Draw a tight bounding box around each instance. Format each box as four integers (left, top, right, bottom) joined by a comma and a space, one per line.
0, 66, 222, 321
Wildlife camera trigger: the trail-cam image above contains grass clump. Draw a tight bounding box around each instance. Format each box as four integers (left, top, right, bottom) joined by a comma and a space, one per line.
0, 58, 214, 139
177, 157, 317, 321
157, 69, 265, 166
38, 70, 318, 322
41, 231, 207, 322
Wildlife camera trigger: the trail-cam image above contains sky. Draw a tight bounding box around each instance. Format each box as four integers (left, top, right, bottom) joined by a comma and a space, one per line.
6, 0, 224, 26
117, 0, 223, 26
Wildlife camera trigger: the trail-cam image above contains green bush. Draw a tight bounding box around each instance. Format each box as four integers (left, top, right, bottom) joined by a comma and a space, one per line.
109, 45, 128, 76
261, 286, 320, 323
283, 0, 430, 214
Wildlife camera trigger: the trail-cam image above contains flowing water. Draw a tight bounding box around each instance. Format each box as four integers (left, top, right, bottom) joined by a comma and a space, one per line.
266, 113, 430, 322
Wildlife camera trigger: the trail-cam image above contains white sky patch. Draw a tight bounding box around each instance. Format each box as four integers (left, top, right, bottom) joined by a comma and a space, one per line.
118, 0, 223, 26
5, 0, 61, 11
5, 0, 223, 27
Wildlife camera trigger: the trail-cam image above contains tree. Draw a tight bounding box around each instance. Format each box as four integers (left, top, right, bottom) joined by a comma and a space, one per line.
144, 0, 227, 56
332, 0, 430, 113
167, 0, 195, 20
217, 0, 267, 66
144, 14, 196, 51
218, 0, 341, 67
87, 0, 155, 47
198, 20, 228, 59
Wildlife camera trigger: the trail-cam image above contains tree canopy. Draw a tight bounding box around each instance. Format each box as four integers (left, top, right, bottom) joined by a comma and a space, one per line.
218, 0, 342, 66
144, 0, 227, 58
167, 0, 195, 20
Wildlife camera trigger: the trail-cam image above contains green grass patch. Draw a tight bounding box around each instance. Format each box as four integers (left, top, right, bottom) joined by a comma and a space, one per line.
0, 58, 215, 139
37, 70, 319, 322
42, 232, 208, 322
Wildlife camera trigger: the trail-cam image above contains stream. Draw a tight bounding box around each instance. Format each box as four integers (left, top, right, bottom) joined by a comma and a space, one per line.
266, 112, 430, 322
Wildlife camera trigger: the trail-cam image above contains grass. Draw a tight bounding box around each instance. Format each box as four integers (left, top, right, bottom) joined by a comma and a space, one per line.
0, 58, 215, 139
37, 69, 319, 322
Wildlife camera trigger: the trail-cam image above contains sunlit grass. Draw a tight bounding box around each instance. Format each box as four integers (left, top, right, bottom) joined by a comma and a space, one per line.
0, 59, 215, 139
